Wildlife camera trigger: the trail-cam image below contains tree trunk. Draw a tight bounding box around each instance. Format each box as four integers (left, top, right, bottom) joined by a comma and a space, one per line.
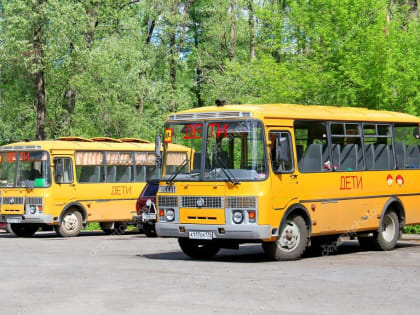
248, 0, 256, 61
85, 6, 98, 47
229, 0, 236, 61
146, 19, 155, 44
34, 0, 46, 140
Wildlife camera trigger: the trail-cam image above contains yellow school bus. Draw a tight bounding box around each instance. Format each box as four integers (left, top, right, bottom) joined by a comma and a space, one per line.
0, 137, 166, 237
155, 103, 420, 260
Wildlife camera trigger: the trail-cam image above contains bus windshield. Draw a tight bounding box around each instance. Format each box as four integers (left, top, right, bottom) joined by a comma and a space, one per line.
163, 120, 267, 182
0, 151, 51, 188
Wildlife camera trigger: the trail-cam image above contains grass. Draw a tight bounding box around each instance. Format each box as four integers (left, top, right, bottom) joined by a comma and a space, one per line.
82, 222, 138, 232
403, 225, 420, 234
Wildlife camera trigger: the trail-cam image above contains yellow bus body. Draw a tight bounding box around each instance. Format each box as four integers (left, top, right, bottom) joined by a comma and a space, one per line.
156, 104, 420, 259
0, 138, 187, 236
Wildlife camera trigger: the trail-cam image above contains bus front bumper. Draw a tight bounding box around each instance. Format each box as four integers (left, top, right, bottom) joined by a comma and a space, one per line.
0, 214, 53, 224
156, 222, 272, 240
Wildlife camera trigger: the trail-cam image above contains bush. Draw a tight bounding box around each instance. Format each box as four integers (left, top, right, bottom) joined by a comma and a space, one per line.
403, 225, 420, 234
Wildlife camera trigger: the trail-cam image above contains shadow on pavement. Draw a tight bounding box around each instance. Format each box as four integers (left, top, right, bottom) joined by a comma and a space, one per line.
142, 240, 420, 263
0, 230, 144, 239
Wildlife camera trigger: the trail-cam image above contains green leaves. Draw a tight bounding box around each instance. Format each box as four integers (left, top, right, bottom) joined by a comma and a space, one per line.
0, 0, 419, 142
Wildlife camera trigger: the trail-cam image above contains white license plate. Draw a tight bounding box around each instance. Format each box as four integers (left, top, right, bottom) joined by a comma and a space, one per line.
188, 231, 214, 240
143, 213, 156, 221
7, 218, 20, 223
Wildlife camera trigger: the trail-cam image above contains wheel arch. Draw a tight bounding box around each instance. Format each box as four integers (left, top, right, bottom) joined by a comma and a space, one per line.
378, 197, 405, 231
60, 202, 87, 224
280, 203, 312, 236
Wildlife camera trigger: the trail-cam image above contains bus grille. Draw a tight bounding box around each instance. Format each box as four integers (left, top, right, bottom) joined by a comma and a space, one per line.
181, 196, 224, 209
2, 197, 25, 205
158, 196, 178, 207
26, 197, 43, 205
226, 197, 257, 209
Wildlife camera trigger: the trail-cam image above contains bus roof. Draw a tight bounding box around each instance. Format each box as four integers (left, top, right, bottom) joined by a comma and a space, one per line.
0, 139, 157, 151
167, 104, 420, 124
0, 139, 190, 152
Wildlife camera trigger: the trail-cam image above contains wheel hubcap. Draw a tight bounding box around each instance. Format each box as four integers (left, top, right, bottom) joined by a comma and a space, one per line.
63, 213, 78, 231
278, 221, 300, 252
382, 214, 396, 243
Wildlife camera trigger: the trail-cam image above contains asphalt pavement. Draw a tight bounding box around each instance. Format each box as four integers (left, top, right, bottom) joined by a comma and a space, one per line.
0, 232, 419, 315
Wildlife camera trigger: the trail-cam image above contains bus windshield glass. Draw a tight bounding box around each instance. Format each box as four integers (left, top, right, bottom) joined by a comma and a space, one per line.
0, 151, 51, 188
163, 120, 267, 182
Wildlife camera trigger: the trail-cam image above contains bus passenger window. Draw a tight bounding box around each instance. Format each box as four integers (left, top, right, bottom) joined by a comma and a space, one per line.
106, 152, 133, 183
330, 123, 364, 171
134, 152, 157, 182
394, 124, 420, 169
294, 121, 329, 172
363, 124, 395, 170
270, 132, 294, 173
75, 152, 105, 183
54, 158, 73, 184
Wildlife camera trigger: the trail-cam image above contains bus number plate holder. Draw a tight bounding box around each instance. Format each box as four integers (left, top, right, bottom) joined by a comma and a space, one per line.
188, 231, 214, 240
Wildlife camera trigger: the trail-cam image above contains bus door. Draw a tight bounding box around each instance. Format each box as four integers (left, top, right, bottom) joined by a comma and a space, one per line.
268, 128, 299, 210
52, 156, 77, 207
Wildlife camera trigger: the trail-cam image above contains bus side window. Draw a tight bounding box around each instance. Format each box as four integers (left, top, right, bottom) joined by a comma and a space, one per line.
330, 122, 364, 171
295, 121, 329, 172
270, 131, 294, 173
394, 124, 420, 169
363, 124, 395, 170
54, 158, 73, 184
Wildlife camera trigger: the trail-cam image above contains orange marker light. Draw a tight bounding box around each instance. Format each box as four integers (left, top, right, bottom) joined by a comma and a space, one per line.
248, 211, 256, 219
159, 209, 165, 217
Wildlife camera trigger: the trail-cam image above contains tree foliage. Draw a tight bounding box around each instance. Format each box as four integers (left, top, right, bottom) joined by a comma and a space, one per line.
0, 0, 419, 141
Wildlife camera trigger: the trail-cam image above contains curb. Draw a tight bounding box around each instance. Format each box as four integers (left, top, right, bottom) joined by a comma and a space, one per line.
402, 234, 420, 241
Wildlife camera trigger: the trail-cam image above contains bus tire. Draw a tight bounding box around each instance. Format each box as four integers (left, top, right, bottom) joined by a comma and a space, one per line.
178, 238, 220, 260
143, 224, 157, 237
55, 209, 82, 237
374, 211, 399, 251
263, 215, 308, 261
10, 224, 38, 237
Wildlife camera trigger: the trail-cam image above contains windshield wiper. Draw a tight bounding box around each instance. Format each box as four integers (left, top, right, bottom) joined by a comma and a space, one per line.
215, 155, 239, 185
166, 158, 189, 185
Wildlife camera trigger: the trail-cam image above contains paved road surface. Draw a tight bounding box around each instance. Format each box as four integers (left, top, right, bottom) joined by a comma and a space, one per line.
0, 232, 419, 315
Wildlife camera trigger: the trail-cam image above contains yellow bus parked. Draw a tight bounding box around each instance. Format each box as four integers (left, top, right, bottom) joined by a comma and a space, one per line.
0, 137, 165, 237
155, 103, 420, 260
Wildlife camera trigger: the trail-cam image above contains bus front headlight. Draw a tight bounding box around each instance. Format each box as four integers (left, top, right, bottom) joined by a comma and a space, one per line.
29, 205, 37, 215
166, 209, 175, 222
232, 210, 244, 224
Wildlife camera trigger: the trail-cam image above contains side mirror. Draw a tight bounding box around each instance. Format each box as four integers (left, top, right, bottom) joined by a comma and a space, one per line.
155, 135, 162, 167
414, 127, 420, 139
274, 135, 289, 162
55, 161, 64, 184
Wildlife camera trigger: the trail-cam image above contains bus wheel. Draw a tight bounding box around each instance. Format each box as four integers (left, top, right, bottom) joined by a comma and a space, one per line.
178, 238, 220, 260
10, 224, 38, 237
143, 224, 157, 237
55, 210, 82, 237
374, 211, 399, 251
263, 215, 308, 261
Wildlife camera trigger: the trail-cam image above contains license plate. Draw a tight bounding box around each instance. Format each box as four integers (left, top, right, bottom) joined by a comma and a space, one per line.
7, 218, 20, 223
188, 231, 214, 240
143, 213, 156, 221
